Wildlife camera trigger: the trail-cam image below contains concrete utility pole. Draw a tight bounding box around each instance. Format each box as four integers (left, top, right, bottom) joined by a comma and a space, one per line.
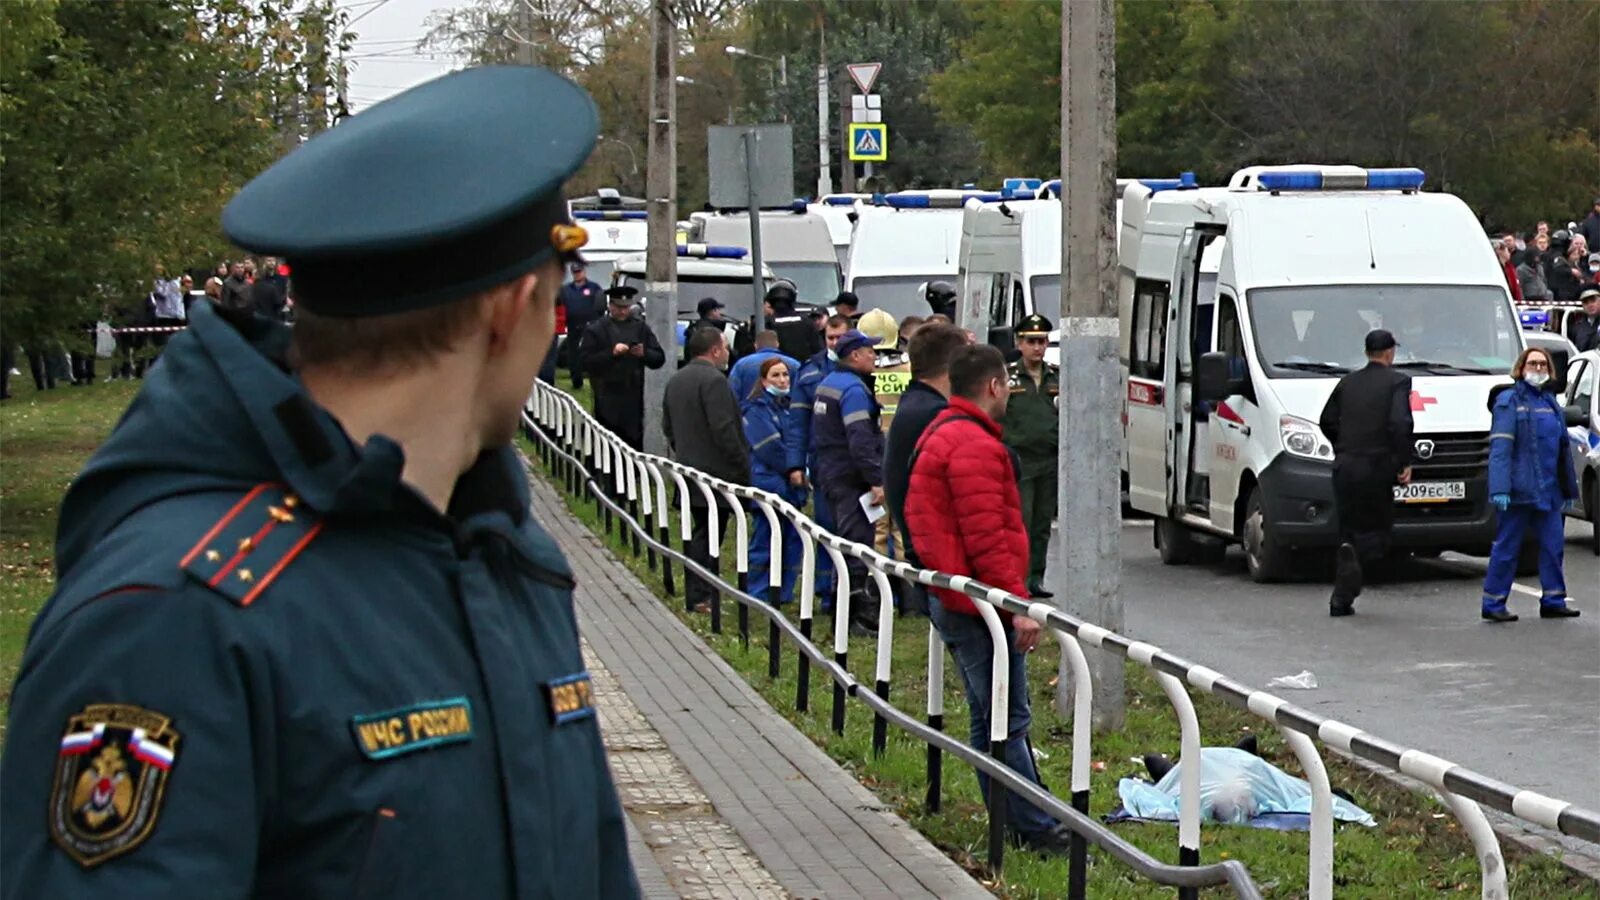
816, 27, 830, 197
1054, 0, 1123, 729
642, 0, 678, 458
516, 0, 535, 65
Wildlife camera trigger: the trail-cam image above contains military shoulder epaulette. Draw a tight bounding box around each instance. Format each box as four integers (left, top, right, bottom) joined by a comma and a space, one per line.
180, 483, 323, 607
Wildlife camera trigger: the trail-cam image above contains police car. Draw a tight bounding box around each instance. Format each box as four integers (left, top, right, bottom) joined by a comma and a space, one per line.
1561, 349, 1600, 554
609, 244, 776, 346
568, 188, 648, 286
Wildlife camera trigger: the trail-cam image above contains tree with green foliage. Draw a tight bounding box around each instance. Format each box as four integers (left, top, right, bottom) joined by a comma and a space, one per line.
1, 0, 350, 347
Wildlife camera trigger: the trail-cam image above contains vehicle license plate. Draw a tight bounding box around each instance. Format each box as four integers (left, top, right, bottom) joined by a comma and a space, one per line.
1393, 482, 1466, 503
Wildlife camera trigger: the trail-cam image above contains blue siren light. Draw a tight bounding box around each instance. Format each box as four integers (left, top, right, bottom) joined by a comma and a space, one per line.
822, 196, 857, 206
677, 243, 748, 259
1256, 167, 1426, 192
1518, 309, 1549, 329
573, 210, 648, 221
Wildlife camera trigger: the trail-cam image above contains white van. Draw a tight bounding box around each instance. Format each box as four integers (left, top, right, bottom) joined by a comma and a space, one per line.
813, 195, 869, 270
570, 189, 649, 286
956, 196, 1061, 353
1121, 165, 1525, 580
610, 244, 776, 343
691, 207, 841, 306
846, 191, 988, 321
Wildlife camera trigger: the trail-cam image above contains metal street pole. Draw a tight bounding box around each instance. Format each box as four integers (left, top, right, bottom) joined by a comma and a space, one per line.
642, 0, 678, 458
1054, 0, 1123, 730
816, 63, 831, 197
743, 129, 767, 331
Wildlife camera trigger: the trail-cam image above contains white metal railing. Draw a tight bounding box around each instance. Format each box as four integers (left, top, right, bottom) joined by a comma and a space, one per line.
524, 381, 1599, 900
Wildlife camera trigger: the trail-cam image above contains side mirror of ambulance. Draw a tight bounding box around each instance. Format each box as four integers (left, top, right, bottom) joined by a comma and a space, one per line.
1547, 348, 1570, 395
1197, 352, 1246, 403
1565, 404, 1590, 428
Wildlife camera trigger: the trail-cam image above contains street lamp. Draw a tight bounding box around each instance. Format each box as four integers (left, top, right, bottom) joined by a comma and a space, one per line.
725, 45, 786, 87
675, 75, 695, 86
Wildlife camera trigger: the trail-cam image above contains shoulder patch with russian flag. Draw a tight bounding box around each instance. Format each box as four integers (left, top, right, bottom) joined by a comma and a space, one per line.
50, 703, 182, 867
180, 483, 323, 607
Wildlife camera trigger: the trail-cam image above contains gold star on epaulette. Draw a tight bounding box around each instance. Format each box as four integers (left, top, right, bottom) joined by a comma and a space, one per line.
205, 549, 222, 562
238, 537, 254, 553
237, 569, 254, 582
268, 506, 295, 524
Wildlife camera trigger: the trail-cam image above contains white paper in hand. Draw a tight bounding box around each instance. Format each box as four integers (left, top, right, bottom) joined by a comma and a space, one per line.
858, 490, 886, 524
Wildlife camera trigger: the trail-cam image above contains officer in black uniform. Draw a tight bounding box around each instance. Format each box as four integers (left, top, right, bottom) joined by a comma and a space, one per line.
924, 280, 958, 320
769, 281, 822, 362
1318, 329, 1415, 617
579, 285, 665, 450
0, 66, 639, 897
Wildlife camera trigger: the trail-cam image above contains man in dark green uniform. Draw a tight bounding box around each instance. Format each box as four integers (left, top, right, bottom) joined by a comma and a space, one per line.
0, 66, 639, 898
1001, 314, 1060, 598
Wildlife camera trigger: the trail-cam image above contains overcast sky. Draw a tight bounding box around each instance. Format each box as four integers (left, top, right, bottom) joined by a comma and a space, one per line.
343, 0, 457, 110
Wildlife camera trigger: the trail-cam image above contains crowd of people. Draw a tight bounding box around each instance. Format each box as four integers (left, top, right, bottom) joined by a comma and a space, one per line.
1497, 200, 1600, 314
568, 276, 1075, 854
0, 257, 292, 399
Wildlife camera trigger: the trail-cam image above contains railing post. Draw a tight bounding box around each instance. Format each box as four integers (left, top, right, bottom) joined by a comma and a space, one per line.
671, 469, 694, 606
925, 618, 944, 814
638, 459, 657, 572
1154, 668, 1202, 900
869, 568, 895, 757
973, 598, 1011, 874
1279, 727, 1334, 900
1437, 790, 1509, 900
1045, 609, 1095, 900
824, 541, 851, 736
755, 498, 784, 679
728, 487, 750, 649
694, 480, 722, 632
796, 528, 817, 712
624, 451, 641, 558
649, 463, 674, 595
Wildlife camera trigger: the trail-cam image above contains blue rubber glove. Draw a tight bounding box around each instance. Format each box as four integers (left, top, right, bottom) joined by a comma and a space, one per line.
1491, 493, 1511, 512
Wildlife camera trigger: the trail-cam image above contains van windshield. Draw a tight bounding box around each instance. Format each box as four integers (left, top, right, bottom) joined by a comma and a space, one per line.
851, 275, 936, 321
1247, 284, 1518, 377
769, 261, 841, 305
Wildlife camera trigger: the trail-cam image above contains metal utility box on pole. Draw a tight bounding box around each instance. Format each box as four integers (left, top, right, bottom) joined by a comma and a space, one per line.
1055, 0, 1124, 730
642, 0, 677, 458
707, 124, 794, 330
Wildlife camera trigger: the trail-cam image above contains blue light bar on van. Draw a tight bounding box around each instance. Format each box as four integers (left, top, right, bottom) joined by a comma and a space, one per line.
573, 210, 648, 221
1042, 179, 1061, 197
999, 189, 1037, 201
790, 199, 809, 212
1518, 309, 1549, 329
822, 196, 857, 206
677, 243, 748, 259
1138, 171, 1200, 194
879, 191, 1005, 209
1003, 177, 1043, 192
1255, 167, 1426, 192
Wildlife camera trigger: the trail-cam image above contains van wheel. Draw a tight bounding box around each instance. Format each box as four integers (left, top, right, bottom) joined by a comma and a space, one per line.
1242, 489, 1292, 583
1154, 517, 1195, 565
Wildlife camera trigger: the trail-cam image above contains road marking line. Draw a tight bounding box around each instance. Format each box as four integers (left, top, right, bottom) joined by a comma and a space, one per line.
1428, 554, 1543, 599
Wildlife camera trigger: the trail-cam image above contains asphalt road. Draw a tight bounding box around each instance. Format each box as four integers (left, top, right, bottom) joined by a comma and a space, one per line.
1101, 518, 1598, 829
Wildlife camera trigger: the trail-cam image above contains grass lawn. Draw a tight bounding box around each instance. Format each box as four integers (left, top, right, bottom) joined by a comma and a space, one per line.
0, 371, 1590, 897
529, 374, 1593, 899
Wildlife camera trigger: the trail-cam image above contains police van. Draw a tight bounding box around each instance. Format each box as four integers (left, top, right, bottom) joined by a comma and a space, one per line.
569, 188, 648, 286
845, 191, 985, 321
689, 204, 840, 306
1121, 165, 1525, 580
610, 244, 776, 349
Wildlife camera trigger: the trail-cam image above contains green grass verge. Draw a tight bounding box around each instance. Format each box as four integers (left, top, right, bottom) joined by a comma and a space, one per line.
0, 372, 1589, 897
529, 374, 1592, 898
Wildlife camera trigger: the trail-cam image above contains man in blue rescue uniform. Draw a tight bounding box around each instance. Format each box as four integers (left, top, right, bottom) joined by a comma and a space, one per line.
0, 67, 639, 899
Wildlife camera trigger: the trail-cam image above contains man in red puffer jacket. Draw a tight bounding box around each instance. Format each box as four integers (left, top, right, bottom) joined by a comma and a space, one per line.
903, 344, 1069, 855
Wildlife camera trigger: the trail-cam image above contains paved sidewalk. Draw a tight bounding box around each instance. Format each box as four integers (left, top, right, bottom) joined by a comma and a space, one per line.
532, 474, 991, 900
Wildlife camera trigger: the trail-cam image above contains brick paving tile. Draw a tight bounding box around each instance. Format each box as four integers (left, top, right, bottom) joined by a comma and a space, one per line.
530, 472, 992, 900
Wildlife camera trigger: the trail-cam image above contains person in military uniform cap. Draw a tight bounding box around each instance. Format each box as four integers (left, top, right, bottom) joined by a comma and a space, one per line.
0, 66, 639, 898
1000, 313, 1061, 598
579, 284, 666, 450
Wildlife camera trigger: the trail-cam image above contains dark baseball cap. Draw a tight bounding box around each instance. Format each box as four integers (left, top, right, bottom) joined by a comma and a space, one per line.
833, 329, 880, 358
1364, 329, 1399, 352
697, 297, 725, 316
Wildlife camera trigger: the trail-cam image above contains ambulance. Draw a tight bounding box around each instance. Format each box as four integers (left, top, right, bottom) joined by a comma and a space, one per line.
956, 193, 1059, 354
689, 205, 840, 306
813, 195, 870, 270
845, 191, 990, 321
569, 188, 649, 286
1120, 165, 1525, 581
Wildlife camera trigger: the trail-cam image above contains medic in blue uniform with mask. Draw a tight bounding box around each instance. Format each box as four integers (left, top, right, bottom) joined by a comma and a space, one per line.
1481, 346, 1581, 622
741, 356, 807, 603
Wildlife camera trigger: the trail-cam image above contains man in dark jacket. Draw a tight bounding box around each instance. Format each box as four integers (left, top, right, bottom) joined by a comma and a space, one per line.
1569, 288, 1600, 353
1579, 197, 1600, 252
558, 263, 602, 387
579, 286, 665, 450
219, 260, 253, 314
770, 282, 822, 362
250, 257, 289, 321
883, 322, 967, 617
812, 329, 886, 633
1318, 329, 1415, 617
664, 327, 749, 612
902, 343, 1068, 855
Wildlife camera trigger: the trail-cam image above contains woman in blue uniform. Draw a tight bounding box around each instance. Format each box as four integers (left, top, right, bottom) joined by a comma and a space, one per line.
742, 357, 807, 604
1481, 347, 1581, 622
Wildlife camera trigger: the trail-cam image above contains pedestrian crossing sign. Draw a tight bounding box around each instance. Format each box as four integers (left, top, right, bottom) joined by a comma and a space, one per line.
848, 123, 888, 162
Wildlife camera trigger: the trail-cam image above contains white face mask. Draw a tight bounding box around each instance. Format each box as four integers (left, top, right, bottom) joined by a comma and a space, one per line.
1524, 371, 1549, 388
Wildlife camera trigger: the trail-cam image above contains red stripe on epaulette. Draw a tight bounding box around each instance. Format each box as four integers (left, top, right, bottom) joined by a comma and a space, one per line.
239, 522, 324, 607
179, 483, 280, 568
209, 517, 284, 588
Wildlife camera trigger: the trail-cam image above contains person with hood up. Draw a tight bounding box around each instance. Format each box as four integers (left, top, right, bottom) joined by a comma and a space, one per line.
740, 355, 807, 604
0, 67, 638, 897
769, 281, 822, 362
1480, 347, 1581, 622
